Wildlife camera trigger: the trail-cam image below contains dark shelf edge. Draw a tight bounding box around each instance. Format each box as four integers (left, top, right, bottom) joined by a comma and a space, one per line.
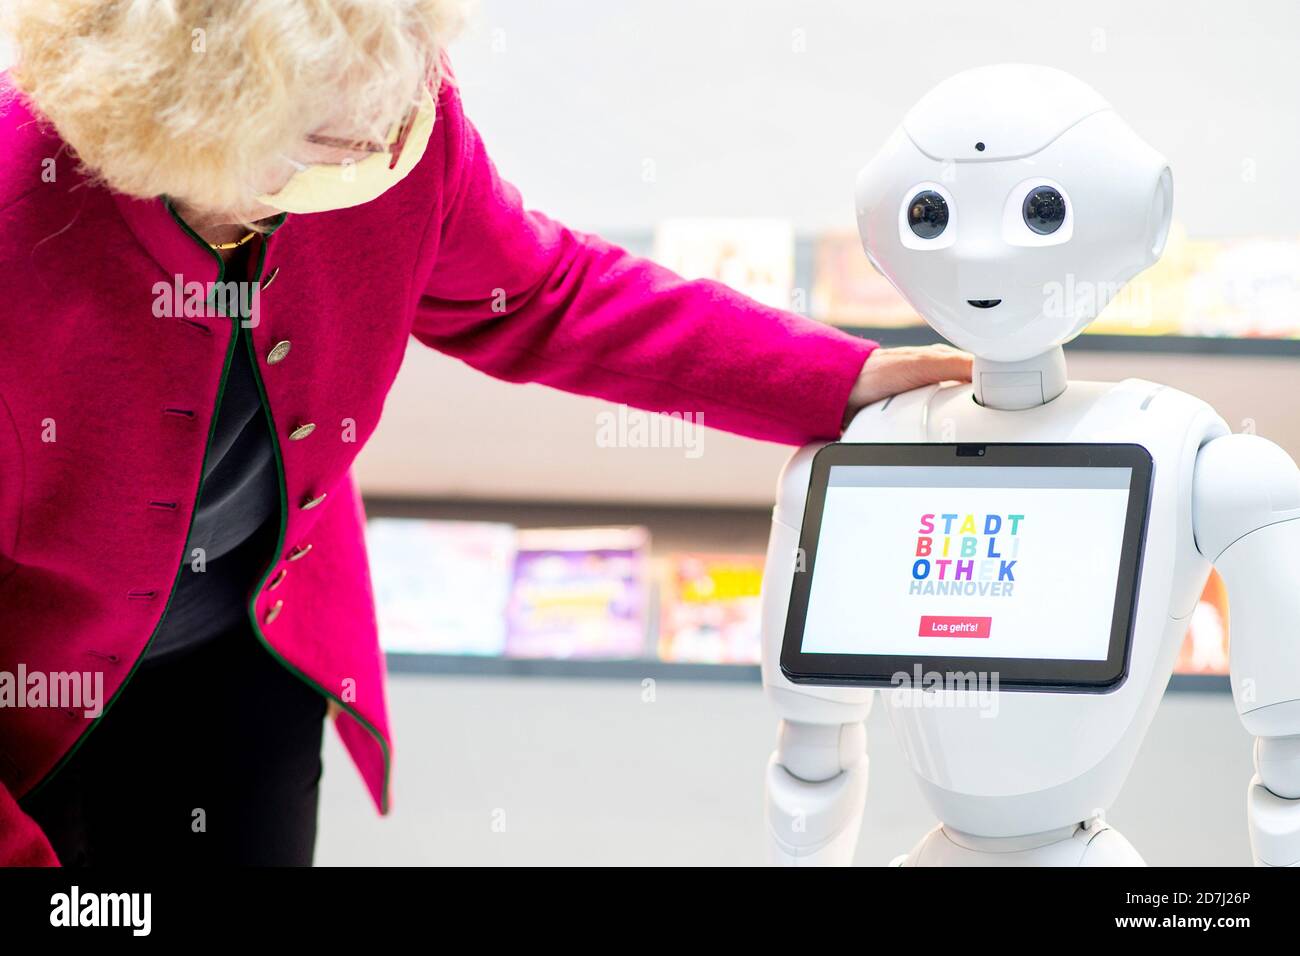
1167, 673, 1232, 693
385, 653, 1227, 691
385, 653, 760, 682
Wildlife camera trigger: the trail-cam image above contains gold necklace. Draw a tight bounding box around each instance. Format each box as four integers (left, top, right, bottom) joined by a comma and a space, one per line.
208, 230, 258, 252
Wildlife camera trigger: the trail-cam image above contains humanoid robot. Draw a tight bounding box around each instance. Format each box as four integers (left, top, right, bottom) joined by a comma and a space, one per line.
761, 64, 1300, 866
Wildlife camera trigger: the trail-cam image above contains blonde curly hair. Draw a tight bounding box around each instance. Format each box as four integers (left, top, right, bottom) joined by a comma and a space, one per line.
3, 0, 467, 210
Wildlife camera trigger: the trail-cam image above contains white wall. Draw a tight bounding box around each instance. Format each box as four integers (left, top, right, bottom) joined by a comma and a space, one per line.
355, 0, 1300, 504
443, 0, 1299, 239
10, 2, 1294, 234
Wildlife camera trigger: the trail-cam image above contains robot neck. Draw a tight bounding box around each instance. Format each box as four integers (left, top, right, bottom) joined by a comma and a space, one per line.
971, 347, 1068, 411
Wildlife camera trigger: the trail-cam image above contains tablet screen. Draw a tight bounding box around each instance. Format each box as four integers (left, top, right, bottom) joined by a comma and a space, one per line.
801, 465, 1130, 661
780, 444, 1152, 691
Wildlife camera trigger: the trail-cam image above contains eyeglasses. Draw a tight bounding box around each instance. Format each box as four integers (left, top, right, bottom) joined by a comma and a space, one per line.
304, 99, 420, 171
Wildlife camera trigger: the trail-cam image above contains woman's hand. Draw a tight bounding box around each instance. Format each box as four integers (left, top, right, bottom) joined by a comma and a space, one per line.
844, 344, 973, 425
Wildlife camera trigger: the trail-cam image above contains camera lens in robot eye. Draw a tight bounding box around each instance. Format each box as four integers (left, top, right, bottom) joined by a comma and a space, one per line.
1022, 186, 1067, 235
907, 190, 949, 239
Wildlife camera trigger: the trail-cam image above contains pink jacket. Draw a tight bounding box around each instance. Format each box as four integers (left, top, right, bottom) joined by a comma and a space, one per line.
0, 74, 875, 865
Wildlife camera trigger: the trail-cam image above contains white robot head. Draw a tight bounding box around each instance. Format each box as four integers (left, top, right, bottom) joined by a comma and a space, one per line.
855, 64, 1172, 363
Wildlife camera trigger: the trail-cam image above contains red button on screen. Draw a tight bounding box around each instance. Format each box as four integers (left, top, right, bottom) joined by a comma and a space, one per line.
919, 615, 992, 639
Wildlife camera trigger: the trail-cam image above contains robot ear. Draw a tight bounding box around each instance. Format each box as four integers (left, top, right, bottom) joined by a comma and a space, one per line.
1147, 167, 1174, 262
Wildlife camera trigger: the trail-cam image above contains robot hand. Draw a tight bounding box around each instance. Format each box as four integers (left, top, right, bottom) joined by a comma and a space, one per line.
1194, 433, 1300, 866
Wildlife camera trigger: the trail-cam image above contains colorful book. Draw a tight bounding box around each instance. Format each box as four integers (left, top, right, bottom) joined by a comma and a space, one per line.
365, 518, 516, 655
811, 230, 922, 328
658, 553, 765, 664
504, 527, 651, 659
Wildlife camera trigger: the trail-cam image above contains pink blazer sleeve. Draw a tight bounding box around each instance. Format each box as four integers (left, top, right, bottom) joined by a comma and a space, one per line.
0, 784, 59, 866
413, 84, 876, 446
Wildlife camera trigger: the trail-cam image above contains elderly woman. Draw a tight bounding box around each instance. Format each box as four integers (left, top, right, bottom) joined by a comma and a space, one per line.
0, 0, 969, 866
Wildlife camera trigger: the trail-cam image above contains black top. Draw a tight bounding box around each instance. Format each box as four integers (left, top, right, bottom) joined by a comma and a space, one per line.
145, 238, 280, 662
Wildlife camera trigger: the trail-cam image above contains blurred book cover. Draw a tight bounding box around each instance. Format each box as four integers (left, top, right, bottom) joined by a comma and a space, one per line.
1033, 223, 1300, 338
653, 218, 794, 310
505, 526, 651, 659
366, 518, 516, 655
658, 553, 764, 664
1174, 569, 1231, 676
811, 230, 921, 327
1178, 234, 1300, 338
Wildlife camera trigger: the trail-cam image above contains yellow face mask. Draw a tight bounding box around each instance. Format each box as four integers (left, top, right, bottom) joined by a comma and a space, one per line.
257, 87, 437, 214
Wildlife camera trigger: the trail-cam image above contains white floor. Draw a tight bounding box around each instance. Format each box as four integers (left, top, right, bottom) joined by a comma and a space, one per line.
316, 675, 1253, 866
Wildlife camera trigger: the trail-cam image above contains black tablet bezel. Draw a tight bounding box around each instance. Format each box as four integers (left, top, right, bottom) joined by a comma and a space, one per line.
779, 442, 1153, 693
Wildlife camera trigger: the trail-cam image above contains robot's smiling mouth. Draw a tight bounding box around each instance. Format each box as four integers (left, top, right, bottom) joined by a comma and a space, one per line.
967, 299, 1002, 309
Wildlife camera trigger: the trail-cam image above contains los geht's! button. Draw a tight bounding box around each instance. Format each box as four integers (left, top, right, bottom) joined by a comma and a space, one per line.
919, 615, 992, 638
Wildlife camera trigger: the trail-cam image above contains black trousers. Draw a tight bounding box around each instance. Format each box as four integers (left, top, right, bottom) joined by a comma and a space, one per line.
22, 624, 328, 866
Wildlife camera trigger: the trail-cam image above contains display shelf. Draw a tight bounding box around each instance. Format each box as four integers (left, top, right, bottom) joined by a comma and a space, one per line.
1165, 673, 1233, 693
844, 324, 1300, 357
365, 497, 1230, 692
600, 228, 1300, 358
386, 653, 760, 683
384, 653, 1223, 692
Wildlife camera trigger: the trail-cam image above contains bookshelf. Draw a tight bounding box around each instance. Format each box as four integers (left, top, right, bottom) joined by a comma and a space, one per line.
366, 497, 1228, 693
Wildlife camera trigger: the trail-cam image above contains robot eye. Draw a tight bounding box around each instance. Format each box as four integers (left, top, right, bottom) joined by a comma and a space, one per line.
906, 190, 949, 239
1022, 186, 1067, 235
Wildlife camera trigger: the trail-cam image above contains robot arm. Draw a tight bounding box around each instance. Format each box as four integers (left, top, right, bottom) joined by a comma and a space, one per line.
765, 717, 870, 866
760, 444, 872, 866
1193, 434, 1300, 866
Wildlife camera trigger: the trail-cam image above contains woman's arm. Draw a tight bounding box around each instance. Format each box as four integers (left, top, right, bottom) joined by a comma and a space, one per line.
412, 87, 964, 446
